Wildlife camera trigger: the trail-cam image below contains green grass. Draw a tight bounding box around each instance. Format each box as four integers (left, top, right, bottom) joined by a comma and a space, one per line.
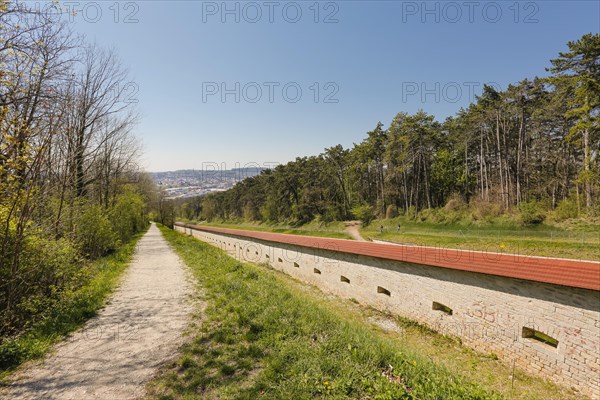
184, 217, 599, 261
0, 225, 149, 380
191, 220, 353, 240
362, 218, 600, 261
147, 226, 581, 400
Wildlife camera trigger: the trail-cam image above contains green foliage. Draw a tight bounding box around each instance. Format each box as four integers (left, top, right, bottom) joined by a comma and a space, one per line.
0, 229, 145, 374
470, 199, 503, 223
554, 199, 580, 220
519, 200, 546, 225
351, 203, 375, 224
259, 195, 279, 222
110, 188, 147, 243
75, 204, 117, 258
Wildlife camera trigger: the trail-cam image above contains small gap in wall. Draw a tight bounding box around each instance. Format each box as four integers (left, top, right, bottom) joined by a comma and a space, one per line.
265, 254, 269, 259
522, 327, 558, 348
432, 302, 453, 315
278, 257, 283, 263
340, 276, 350, 283
377, 286, 391, 296
313, 268, 321, 274
294, 262, 300, 268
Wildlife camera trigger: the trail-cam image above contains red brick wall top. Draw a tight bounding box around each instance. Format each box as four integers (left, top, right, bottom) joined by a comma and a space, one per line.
176, 223, 600, 291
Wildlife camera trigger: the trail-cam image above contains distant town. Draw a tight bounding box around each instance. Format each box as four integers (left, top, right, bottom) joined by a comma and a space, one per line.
152, 168, 264, 199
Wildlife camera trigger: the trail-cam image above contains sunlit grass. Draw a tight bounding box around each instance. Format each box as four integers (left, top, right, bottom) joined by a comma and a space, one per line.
147, 226, 582, 399
362, 218, 600, 261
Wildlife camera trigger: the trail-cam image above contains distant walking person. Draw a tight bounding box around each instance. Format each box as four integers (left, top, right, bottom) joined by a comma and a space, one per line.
396, 224, 401, 232
380, 225, 384, 234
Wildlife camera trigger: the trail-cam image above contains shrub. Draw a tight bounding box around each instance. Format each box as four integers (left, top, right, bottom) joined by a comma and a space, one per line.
75, 205, 117, 258
110, 189, 147, 243
0, 208, 81, 339
418, 208, 443, 223
470, 199, 502, 223
351, 204, 374, 224
443, 196, 467, 213
519, 200, 546, 225
554, 198, 579, 220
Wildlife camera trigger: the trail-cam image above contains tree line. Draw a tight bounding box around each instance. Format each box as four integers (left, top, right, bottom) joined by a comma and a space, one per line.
0, 2, 152, 344
176, 34, 599, 226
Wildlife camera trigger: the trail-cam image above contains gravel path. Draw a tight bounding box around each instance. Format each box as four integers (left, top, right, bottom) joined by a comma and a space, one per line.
344, 221, 367, 241
1, 224, 194, 400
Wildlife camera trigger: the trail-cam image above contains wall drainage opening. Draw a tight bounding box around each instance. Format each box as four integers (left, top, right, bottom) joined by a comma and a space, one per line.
313, 268, 321, 274
377, 286, 391, 296
522, 327, 558, 348
340, 276, 350, 283
265, 254, 269, 259
432, 302, 453, 315
278, 257, 283, 263
294, 262, 300, 268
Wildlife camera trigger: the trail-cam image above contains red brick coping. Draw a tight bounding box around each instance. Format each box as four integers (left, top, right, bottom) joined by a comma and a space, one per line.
175, 223, 600, 291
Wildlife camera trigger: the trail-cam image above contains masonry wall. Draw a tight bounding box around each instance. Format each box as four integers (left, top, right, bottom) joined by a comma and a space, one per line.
175, 225, 600, 399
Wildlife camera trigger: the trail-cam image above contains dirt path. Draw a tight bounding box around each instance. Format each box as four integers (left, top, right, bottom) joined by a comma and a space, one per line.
1, 224, 194, 400
344, 221, 367, 241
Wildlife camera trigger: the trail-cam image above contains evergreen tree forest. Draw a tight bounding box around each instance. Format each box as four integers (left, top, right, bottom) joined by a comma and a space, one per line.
180, 34, 599, 226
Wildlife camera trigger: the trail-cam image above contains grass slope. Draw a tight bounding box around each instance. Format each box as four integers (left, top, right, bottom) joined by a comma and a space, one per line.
147, 226, 580, 400
0, 225, 149, 380
362, 218, 600, 261
187, 220, 353, 240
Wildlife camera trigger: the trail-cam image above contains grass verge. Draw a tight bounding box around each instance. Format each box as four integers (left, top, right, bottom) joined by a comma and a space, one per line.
147, 226, 580, 399
0, 225, 149, 380
362, 218, 600, 261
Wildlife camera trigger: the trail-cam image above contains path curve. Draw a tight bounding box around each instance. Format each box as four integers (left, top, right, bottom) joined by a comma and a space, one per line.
1, 224, 193, 400
344, 221, 367, 241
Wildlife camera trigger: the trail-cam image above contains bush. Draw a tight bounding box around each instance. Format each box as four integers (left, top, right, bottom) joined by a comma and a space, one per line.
554, 199, 579, 220
351, 204, 374, 224
418, 208, 443, 223
385, 204, 399, 219
110, 189, 147, 243
444, 196, 467, 213
75, 205, 117, 258
470, 199, 502, 223
519, 200, 546, 225
0, 207, 81, 338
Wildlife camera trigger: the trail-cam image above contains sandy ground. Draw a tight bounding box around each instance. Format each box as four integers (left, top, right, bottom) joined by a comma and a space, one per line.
344, 221, 367, 241
1, 224, 194, 400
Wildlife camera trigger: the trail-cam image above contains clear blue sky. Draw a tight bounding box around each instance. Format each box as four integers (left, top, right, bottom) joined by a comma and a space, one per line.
65, 0, 600, 171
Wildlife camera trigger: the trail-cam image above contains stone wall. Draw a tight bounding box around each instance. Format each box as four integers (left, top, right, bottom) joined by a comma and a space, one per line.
175, 224, 600, 399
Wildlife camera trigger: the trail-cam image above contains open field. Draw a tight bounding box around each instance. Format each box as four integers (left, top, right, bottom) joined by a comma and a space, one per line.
146, 225, 582, 399
362, 218, 600, 261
